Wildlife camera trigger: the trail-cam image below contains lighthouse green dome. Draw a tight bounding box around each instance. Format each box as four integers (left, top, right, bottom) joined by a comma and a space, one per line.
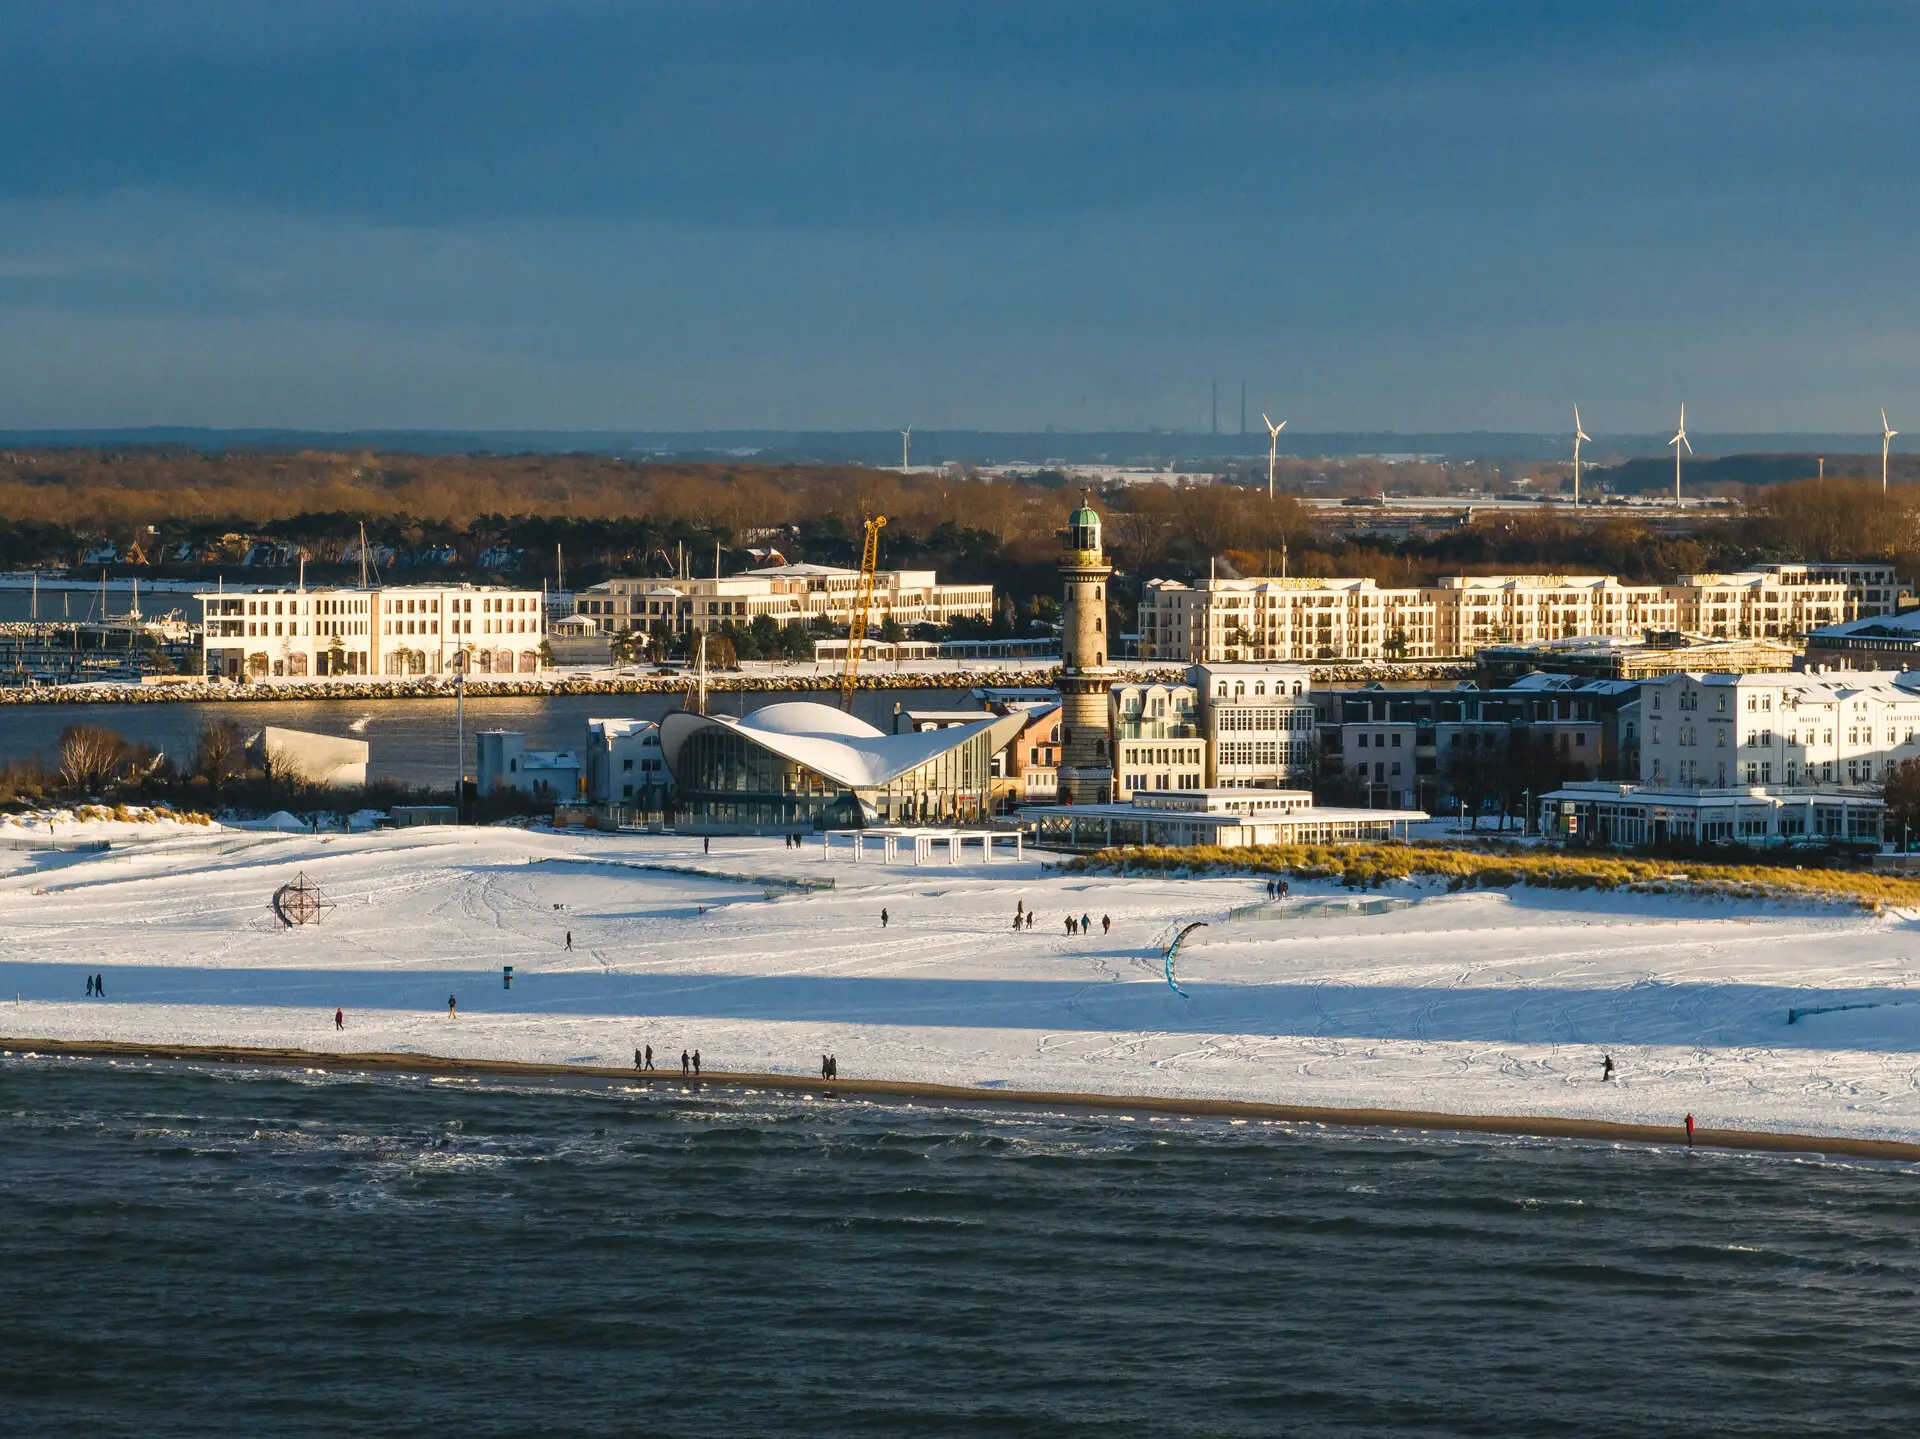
1064, 498, 1102, 556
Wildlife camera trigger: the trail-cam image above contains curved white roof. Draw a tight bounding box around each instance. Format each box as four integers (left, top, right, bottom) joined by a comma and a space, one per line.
739, 701, 884, 739
660, 701, 1027, 790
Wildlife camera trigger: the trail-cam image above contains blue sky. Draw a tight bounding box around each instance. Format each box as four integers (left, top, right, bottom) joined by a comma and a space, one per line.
2, 0, 1917, 433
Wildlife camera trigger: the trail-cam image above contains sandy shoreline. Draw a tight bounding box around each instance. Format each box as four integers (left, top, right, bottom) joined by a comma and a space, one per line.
11, 1035, 1920, 1164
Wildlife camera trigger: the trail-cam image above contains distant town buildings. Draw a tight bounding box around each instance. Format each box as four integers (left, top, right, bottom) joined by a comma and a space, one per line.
197, 583, 548, 679
1138, 564, 1897, 664
573, 564, 993, 638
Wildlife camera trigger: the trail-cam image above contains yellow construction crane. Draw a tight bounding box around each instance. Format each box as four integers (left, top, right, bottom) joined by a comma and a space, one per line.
839, 512, 888, 711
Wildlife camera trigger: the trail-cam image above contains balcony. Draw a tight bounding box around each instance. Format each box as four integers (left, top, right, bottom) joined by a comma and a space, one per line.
1113, 720, 1199, 740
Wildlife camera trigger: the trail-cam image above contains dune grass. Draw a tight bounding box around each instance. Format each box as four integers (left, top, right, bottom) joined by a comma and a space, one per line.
1071, 842, 1920, 910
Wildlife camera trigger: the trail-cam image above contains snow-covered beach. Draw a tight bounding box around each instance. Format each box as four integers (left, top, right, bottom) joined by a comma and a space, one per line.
8, 821, 1920, 1144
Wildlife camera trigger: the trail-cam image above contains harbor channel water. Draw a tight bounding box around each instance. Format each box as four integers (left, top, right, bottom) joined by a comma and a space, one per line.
0, 688, 972, 788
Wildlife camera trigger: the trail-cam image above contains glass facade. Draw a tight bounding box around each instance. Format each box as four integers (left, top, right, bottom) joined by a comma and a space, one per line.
673, 725, 998, 830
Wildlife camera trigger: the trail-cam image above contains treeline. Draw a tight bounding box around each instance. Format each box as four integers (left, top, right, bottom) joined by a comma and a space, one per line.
0, 450, 1913, 613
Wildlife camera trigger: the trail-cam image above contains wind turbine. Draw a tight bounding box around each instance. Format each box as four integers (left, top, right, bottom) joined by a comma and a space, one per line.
1883, 409, 1899, 494
899, 426, 912, 473
1262, 413, 1287, 500
1668, 403, 1691, 506
1572, 404, 1591, 506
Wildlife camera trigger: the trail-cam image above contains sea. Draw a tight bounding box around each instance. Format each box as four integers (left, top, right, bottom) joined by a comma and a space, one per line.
6, 1058, 1919, 1437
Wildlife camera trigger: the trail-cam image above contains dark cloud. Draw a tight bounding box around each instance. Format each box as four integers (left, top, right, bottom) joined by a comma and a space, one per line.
0, 0, 1916, 427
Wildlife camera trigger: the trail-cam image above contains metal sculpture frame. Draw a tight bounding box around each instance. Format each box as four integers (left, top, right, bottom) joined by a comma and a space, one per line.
272, 871, 336, 928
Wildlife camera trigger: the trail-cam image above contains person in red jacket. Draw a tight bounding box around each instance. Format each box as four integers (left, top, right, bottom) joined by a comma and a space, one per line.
1685, 1114, 1695, 1146
335, 1008, 344, 1031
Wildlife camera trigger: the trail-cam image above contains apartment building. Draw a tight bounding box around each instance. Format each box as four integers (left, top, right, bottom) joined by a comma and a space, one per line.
575, 564, 993, 637
1108, 680, 1205, 798
1190, 662, 1317, 789
1670, 568, 1853, 639
198, 584, 547, 679
1637, 670, 1920, 790
1137, 563, 1897, 664
1139, 577, 1440, 663
1335, 675, 1638, 813
1432, 575, 1676, 654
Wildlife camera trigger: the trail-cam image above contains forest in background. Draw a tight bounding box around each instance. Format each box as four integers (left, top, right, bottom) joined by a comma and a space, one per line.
0, 450, 1914, 624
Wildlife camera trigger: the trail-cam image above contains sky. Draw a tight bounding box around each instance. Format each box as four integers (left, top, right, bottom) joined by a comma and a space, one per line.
2, 0, 1919, 435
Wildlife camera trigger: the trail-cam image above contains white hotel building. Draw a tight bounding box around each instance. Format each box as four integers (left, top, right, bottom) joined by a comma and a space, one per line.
197, 584, 549, 679
1637, 670, 1920, 790
1139, 564, 1895, 664
575, 564, 994, 637
1542, 669, 1920, 848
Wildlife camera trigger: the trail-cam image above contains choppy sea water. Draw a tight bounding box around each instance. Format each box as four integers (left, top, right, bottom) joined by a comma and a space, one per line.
6, 1059, 1920, 1438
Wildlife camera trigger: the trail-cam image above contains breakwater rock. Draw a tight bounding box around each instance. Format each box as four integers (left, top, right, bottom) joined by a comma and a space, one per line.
0, 668, 1122, 706
0, 660, 1470, 705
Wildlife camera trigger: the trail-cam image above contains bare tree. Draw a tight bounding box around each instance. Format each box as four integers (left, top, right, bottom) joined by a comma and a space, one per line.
1880, 757, 1920, 846
193, 721, 248, 789
57, 724, 128, 793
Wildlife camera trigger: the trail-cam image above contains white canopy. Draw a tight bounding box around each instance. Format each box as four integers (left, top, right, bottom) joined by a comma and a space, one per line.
660, 701, 1026, 790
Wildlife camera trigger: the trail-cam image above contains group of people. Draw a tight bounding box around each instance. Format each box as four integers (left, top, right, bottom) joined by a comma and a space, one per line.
631, 1046, 700, 1075
820, 1054, 839, 1080
782, 833, 807, 850
1009, 899, 1110, 936
1263, 878, 1291, 900
82, 973, 107, 998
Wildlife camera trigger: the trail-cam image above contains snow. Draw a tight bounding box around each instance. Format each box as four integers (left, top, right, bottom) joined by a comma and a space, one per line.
7, 825, 1920, 1142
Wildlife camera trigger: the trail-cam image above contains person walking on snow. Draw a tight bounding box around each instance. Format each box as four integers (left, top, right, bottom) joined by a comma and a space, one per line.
681, 1050, 690, 1076
635, 1048, 644, 1071
565, 931, 572, 951
822, 1054, 831, 1080
1601, 1054, 1614, 1082
645, 1045, 654, 1070
1101, 915, 1111, 935
1081, 912, 1091, 935
86, 975, 94, 997
1026, 911, 1034, 930
335, 1008, 344, 1031
828, 1054, 837, 1079
692, 1050, 701, 1077
881, 908, 889, 928
95, 973, 104, 997
448, 994, 457, 1018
